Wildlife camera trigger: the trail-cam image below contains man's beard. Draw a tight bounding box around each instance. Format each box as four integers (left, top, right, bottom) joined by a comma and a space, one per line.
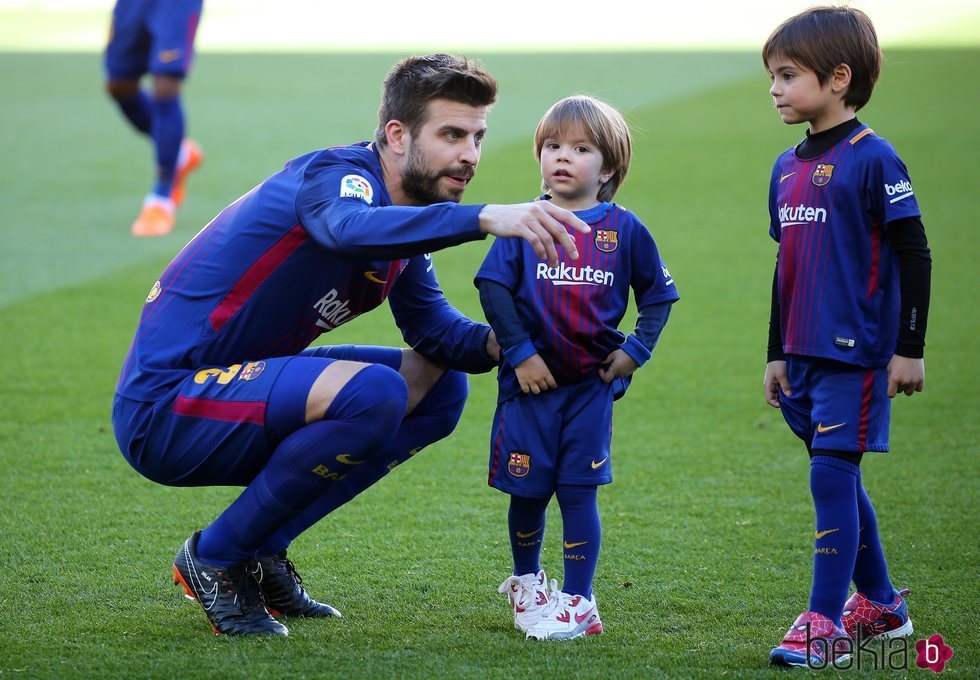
401, 143, 474, 205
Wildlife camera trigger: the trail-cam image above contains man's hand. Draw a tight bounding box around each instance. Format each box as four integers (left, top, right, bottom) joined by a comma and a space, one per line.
485, 329, 501, 363
515, 354, 557, 394
764, 360, 791, 408
887, 355, 925, 397
478, 202, 590, 267
598, 349, 638, 383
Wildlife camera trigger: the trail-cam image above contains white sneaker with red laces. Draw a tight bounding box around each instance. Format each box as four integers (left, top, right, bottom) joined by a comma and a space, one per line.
524, 582, 603, 640
498, 570, 550, 632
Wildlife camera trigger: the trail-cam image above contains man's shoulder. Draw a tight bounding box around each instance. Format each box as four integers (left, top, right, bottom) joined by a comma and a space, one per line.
291, 143, 386, 204
299, 142, 379, 172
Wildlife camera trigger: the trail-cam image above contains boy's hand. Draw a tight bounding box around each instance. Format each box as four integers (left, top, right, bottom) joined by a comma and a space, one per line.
887, 355, 925, 397
515, 354, 557, 394
598, 349, 638, 383
764, 360, 791, 407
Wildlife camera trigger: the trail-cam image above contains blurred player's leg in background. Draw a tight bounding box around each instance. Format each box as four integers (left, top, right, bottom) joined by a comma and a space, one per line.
104, 0, 203, 237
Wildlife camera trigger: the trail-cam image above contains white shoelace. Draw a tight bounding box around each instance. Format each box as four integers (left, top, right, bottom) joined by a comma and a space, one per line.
498, 573, 547, 611
537, 579, 569, 618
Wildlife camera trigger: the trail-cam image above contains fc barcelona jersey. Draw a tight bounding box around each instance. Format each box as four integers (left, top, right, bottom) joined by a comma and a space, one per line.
476, 200, 678, 402
768, 125, 921, 368
117, 143, 491, 402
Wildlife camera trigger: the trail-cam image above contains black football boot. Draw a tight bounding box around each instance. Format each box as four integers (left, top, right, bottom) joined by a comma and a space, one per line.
173, 531, 289, 636
252, 552, 342, 619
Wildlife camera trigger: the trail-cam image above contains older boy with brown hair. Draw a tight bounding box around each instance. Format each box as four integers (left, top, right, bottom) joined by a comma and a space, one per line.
761, 6, 931, 667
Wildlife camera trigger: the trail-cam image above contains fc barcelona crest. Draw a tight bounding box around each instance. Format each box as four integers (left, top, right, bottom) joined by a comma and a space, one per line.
238, 361, 267, 381
507, 452, 531, 478
594, 229, 619, 253
811, 163, 835, 187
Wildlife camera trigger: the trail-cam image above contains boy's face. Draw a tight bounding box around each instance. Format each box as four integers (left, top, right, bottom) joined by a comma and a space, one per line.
767, 56, 850, 133
539, 124, 612, 211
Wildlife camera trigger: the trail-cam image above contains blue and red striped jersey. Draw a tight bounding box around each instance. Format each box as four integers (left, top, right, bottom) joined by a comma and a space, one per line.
476, 200, 678, 402
768, 125, 921, 367
117, 143, 492, 401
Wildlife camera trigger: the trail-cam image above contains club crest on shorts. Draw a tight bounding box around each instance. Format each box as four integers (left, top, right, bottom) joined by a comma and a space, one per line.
238, 361, 266, 381
339, 174, 373, 204
811, 163, 835, 187
507, 452, 531, 477
594, 229, 618, 253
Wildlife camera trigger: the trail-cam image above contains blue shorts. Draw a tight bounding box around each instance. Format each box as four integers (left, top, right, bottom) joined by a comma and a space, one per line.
488, 377, 614, 498
112, 346, 403, 487
105, 0, 203, 79
779, 356, 891, 453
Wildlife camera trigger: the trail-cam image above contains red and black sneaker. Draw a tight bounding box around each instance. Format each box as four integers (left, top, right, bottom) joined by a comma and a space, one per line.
173, 532, 288, 636
842, 588, 913, 640
252, 552, 342, 619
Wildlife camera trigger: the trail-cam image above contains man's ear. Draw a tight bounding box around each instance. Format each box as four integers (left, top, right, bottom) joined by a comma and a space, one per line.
830, 63, 852, 95
385, 120, 409, 155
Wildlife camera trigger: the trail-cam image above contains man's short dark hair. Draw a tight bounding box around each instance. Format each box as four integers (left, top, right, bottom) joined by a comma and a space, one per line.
375, 53, 498, 147
763, 6, 881, 111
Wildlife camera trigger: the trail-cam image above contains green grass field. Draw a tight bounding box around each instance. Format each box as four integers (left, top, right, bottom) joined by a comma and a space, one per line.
1, 48, 977, 677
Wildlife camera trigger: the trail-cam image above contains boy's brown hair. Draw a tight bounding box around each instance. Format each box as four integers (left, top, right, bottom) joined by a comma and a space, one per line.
533, 95, 632, 203
375, 53, 498, 147
762, 6, 881, 111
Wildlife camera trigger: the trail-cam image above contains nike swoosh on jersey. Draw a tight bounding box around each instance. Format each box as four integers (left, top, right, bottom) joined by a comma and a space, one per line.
363, 270, 387, 284
336, 453, 365, 465
816, 422, 846, 433
815, 528, 840, 540
516, 528, 542, 539
563, 541, 588, 549
780, 172, 797, 183
591, 457, 608, 469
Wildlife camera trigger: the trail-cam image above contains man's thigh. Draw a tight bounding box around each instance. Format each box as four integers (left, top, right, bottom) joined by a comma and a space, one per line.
105, 0, 152, 80
302, 345, 441, 414
147, 0, 203, 77
119, 356, 334, 487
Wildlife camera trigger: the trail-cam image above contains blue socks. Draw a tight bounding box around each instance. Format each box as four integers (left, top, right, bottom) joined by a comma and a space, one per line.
556, 484, 601, 599
506, 485, 602, 598
115, 90, 152, 134
808, 455, 860, 623
852, 472, 895, 603
508, 495, 549, 575
111, 89, 185, 197
254, 368, 469, 555
196, 364, 407, 565
149, 96, 184, 197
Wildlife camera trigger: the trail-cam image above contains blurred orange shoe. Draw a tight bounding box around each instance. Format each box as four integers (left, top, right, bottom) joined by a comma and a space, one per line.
170, 139, 204, 207
131, 195, 175, 237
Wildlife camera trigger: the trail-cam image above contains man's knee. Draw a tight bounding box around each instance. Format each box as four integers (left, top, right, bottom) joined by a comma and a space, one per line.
106, 78, 140, 101
416, 369, 469, 442
400, 349, 453, 414
324, 363, 408, 447
151, 74, 182, 100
